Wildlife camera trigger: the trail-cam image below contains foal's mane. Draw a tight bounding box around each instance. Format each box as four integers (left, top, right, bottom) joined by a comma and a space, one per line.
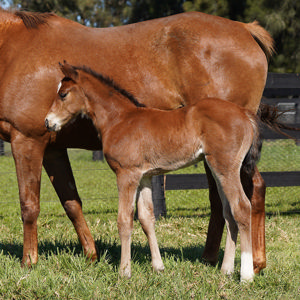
14, 10, 55, 29
74, 66, 146, 108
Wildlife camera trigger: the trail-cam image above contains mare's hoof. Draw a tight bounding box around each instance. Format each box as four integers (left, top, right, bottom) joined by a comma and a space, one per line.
253, 260, 266, 274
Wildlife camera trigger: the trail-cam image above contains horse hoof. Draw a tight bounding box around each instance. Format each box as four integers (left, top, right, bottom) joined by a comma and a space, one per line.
119, 266, 131, 279
153, 263, 164, 273
253, 261, 266, 274
240, 274, 254, 283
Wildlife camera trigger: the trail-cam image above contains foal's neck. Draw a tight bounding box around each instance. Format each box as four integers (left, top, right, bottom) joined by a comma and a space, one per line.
82, 76, 140, 132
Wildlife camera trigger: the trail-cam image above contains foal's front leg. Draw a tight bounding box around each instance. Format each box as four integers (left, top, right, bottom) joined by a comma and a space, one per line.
137, 177, 164, 273
116, 172, 140, 278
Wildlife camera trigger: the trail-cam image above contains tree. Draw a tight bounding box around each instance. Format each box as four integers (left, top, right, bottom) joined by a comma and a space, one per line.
129, 0, 183, 23
4, 0, 133, 27
183, 0, 229, 18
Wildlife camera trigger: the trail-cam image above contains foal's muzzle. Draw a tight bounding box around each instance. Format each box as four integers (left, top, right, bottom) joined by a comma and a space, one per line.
45, 118, 57, 131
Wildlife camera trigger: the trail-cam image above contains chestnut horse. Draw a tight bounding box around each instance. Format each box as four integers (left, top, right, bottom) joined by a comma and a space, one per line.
45, 63, 261, 281
0, 9, 273, 271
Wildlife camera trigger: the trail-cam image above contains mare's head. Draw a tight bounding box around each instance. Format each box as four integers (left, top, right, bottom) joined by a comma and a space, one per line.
45, 62, 87, 131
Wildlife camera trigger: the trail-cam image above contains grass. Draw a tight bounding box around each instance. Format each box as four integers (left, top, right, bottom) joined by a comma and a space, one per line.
0, 140, 299, 299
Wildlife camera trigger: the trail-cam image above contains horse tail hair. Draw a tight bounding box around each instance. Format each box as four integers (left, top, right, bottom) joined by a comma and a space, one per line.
242, 111, 262, 176
242, 21, 275, 60
242, 103, 300, 175
258, 103, 300, 140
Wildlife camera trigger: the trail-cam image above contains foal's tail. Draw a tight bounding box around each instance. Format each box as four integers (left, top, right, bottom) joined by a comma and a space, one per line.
258, 103, 300, 140
242, 111, 262, 176
242, 102, 300, 175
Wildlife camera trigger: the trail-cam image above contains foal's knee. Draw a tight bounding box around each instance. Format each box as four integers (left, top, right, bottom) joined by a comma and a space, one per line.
138, 205, 155, 225
231, 198, 251, 230
118, 211, 134, 237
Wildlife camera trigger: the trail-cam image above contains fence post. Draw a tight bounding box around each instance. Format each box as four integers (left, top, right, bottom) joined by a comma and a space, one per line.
0, 139, 4, 156
152, 175, 167, 219
92, 150, 104, 161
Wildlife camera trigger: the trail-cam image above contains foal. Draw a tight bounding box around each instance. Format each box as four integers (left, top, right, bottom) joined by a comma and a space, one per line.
45, 62, 260, 282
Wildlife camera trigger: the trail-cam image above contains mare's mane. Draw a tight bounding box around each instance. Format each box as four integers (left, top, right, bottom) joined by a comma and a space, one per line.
14, 10, 55, 29
73, 65, 146, 108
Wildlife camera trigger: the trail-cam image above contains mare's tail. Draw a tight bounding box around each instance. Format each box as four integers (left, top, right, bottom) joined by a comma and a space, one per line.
242, 112, 262, 176
241, 21, 275, 60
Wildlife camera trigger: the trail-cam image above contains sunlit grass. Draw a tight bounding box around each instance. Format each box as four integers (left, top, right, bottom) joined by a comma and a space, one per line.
0, 141, 299, 299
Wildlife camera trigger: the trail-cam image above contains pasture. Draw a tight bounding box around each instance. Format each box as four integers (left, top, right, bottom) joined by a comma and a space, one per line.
0, 140, 299, 299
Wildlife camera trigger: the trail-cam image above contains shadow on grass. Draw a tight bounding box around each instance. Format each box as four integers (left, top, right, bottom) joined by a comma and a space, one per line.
266, 209, 300, 217
0, 239, 223, 270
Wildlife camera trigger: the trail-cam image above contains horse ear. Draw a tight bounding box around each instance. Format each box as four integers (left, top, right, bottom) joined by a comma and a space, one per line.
59, 61, 78, 81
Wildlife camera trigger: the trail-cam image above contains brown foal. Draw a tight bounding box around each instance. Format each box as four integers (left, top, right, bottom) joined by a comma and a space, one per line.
45, 63, 260, 281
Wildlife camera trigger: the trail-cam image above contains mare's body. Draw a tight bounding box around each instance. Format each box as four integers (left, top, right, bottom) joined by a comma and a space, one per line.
0, 9, 273, 270
45, 64, 260, 282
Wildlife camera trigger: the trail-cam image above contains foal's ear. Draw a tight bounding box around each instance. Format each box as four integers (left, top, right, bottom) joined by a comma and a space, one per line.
59, 61, 78, 81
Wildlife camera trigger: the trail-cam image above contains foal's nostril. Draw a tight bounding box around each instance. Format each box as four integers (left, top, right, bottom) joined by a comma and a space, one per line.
45, 118, 57, 131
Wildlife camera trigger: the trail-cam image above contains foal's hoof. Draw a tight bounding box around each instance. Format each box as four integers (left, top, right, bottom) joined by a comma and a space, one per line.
119, 266, 131, 279
153, 263, 165, 273
240, 274, 254, 283
21, 255, 38, 268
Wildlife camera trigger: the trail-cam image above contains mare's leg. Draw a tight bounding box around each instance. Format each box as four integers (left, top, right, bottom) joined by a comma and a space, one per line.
43, 147, 97, 261
116, 172, 141, 278
201, 162, 225, 265
241, 166, 266, 274
11, 134, 47, 267
137, 177, 164, 272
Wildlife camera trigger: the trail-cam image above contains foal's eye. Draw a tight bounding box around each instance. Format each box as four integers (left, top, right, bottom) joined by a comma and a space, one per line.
59, 92, 68, 99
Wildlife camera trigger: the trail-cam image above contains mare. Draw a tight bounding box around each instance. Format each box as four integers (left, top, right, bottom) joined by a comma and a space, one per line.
45, 63, 261, 282
0, 9, 273, 271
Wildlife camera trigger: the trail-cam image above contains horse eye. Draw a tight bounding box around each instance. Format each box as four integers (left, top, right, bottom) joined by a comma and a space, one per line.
59, 92, 68, 99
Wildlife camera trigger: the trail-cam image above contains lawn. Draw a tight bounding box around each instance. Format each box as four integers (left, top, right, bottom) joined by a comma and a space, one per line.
0, 140, 299, 299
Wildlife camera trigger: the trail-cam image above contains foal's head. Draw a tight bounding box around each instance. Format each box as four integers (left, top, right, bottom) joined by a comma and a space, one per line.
45, 62, 88, 131
45, 61, 144, 132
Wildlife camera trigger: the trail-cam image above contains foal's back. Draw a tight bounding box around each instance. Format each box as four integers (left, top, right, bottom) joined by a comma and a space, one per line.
104, 98, 255, 175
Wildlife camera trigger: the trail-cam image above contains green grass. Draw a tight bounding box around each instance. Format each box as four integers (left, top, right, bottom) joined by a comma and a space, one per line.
0, 140, 299, 299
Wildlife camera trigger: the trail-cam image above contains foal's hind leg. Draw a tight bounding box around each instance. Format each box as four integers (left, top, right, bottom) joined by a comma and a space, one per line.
43, 147, 97, 261
204, 162, 266, 274
220, 199, 238, 276
215, 172, 254, 282
137, 177, 164, 273
206, 156, 254, 281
